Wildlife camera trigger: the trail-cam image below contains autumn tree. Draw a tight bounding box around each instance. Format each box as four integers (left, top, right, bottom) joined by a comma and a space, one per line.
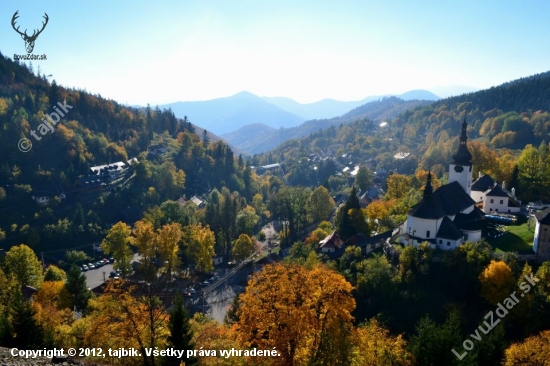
350, 319, 414, 366
3, 244, 43, 288
32, 281, 73, 347
232, 234, 255, 262
157, 223, 182, 283
133, 220, 158, 282
83, 281, 169, 366
479, 260, 516, 306
237, 263, 355, 366
101, 222, 134, 275
385, 174, 412, 200
503, 330, 550, 365
183, 224, 216, 273
307, 185, 335, 223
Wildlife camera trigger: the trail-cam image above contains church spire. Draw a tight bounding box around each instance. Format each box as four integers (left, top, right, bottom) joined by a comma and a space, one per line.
452, 117, 473, 165
424, 170, 433, 198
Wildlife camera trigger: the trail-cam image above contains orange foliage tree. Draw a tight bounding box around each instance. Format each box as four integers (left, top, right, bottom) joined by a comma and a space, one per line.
236, 263, 355, 366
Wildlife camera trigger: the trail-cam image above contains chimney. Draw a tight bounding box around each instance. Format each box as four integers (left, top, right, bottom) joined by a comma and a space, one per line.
502, 181, 506, 190
478, 171, 482, 178
511, 188, 516, 197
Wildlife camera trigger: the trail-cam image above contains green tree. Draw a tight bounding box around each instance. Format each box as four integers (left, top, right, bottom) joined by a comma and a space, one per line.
65, 265, 91, 311
336, 186, 362, 240
10, 291, 44, 348
100, 222, 134, 275
355, 166, 374, 192
167, 293, 198, 365
307, 186, 335, 223
64, 250, 90, 265
410, 309, 463, 366
232, 234, 255, 262
43, 265, 66, 282
3, 244, 43, 288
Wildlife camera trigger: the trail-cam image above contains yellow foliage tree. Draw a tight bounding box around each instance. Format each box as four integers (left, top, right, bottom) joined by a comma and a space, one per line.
350, 319, 415, 366
32, 281, 74, 348
237, 263, 355, 366
479, 260, 515, 306
503, 330, 550, 365
157, 222, 183, 283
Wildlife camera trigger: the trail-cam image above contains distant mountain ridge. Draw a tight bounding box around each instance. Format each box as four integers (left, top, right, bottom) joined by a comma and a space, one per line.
159, 91, 304, 135
222, 97, 433, 155
262, 90, 440, 120
159, 90, 440, 135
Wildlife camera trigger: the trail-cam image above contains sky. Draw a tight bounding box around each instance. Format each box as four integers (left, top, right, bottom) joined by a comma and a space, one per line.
1, 1, 550, 105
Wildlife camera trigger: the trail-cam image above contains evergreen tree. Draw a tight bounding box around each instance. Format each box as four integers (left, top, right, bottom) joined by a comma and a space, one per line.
65, 265, 91, 312
167, 293, 197, 365
337, 186, 361, 239
10, 292, 44, 348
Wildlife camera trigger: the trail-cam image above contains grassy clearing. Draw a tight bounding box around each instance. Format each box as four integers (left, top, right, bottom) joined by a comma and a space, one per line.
488, 222, 534, 253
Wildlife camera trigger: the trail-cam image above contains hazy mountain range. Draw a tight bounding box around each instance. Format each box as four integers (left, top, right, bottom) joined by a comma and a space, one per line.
221, 97, 433, 155
158, 90, 441, 135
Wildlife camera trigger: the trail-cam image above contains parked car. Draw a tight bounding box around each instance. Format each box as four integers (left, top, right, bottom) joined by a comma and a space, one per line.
82, 264, 89, 271
102, 258, 109, 264
182, 291, 192, 297
87, 263, 95, 269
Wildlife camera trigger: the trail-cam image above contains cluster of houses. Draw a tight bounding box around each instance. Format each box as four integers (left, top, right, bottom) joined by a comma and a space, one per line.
318, 119, 550, 259
31, 158, 138, 204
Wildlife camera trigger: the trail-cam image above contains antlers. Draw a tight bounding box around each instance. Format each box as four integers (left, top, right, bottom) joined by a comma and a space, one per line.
11, 11, 49, 40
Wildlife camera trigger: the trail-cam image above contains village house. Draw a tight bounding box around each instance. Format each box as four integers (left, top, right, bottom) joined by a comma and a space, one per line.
470, 173, 521, 214
319, 231, 344, 253
31, 182, 66, 204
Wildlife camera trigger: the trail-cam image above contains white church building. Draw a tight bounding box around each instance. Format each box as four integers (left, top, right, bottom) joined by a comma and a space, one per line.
400, 119, 485, 250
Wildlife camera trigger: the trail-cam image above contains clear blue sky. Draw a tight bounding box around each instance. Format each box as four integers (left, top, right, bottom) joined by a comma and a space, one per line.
1, 1, 549, 105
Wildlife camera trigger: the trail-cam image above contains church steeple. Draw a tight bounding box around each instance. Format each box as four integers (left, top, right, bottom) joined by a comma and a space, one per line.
452, 117, 472, 165
423, 170, 433, 199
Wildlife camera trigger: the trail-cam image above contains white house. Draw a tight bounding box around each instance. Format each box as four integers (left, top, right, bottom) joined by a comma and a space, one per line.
400, 119, 484, 250
470, 174, 521, 214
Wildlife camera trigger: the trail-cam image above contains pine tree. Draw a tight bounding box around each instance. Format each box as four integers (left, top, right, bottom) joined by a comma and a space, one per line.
10, 292, 44, 348
167, 293, 197, 365
65, 265, 91, 312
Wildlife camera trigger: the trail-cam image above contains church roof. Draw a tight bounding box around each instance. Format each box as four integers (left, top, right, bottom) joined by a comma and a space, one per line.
437, 216, 464, 240
471, 174, 495, 192
453, 207, 485, 231
409, 181, 476, 219
535, 208, 550, 225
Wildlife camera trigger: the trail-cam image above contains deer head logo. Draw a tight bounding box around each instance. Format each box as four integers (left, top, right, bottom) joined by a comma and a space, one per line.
12, 11, 49, 54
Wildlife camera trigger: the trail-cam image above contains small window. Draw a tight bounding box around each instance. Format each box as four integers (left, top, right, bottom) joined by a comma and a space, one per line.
426, 231, 430, 238
490, 199, 494, 203
439, 239, 442, 244
447, 242, 451, 246
500, 200, 503, 204
469, 166, 472, 172
508, 210, 511, 213
496, 208, 499, 212
468, 181, 470, 187
545, 228, 548, 231
490, 208, 493, 211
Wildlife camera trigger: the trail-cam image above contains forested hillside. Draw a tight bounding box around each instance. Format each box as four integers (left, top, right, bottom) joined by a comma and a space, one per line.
0, 53, 253, 253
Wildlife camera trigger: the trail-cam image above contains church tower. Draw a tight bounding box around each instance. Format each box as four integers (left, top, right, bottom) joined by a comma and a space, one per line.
448, 118, 473, 194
